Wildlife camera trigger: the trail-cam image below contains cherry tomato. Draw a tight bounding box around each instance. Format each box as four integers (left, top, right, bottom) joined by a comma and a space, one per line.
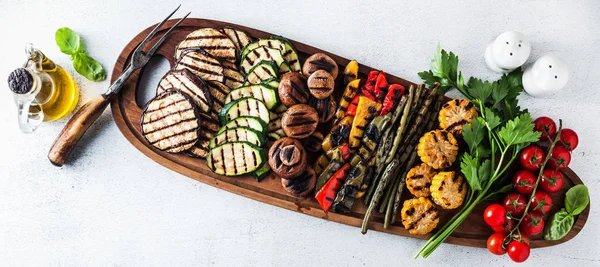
548, 146, 571, 170
519, 145, 545, 171
487, 233, 507, 255
558, 128, 579, 151
483, 204, 507, 227
540, 170, 564, 193
503, 193, 527, 217
492, 218, 514, 235
512, 170, 537, 195
507, 240, 530, 263
520, 212, 545, 235
534, 116, 557, 141
530, 191, 553, 214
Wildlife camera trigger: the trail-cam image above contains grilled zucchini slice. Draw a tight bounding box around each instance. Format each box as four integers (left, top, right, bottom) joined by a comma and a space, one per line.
406, 163, 437, 198
209, 127, 265, 148
219, 97, 270, 125
439, 98, 478, 135
245, 61, 279, 84
430, 171, 467, 209
401, 197, 440, 235
278, 62, 292, 75
175, 49, 224, 82
221, 27, 253, 54
251, 163, 271, 181
218, 116, 267, 135
222, 61, 245, 89
241, 37, 301, 72
156, 69, 213, 113
417, 130, 459, 169
176, 28, 237, 62
141, 90, 200, 153
240, 46, 286, 74
224, 84, 279, 110
207, 142, 266, 176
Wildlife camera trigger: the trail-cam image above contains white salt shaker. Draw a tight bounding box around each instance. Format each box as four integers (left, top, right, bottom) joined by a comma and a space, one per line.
522, 55, 569, 97
485, 31, 531, 73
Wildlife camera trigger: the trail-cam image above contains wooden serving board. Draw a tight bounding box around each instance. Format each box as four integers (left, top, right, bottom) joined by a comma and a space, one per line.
110, 18, 589, 248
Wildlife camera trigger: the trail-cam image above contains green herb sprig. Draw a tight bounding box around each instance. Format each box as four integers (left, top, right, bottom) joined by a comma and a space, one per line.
415, 45, 540, 259
55, 27, 106, 82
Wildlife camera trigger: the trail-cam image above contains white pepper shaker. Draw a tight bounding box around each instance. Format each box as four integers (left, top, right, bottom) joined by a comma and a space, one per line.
522, 55, 569, 97
485, 31, 531, 73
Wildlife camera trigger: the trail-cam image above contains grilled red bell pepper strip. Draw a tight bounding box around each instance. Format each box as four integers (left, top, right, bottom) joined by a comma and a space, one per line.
380, 84, 406, 116
315, 163, 352, 211
360, 71, 379, 101
373, 71, 389, 101
345, 95, 360, 116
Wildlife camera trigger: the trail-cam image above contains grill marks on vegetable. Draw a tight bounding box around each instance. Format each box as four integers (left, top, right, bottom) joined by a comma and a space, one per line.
206, 142, 265, 176
141, 91, 200, 153
205, 80, 231, 111
221, 61, 245, 89
176, 28, 237, 62
220, 27, 252, 54
156, 69, 213, 113
175, 50, 224, 82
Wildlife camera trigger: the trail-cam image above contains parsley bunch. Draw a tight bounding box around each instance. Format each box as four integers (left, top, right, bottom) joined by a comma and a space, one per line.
415, 45, 541, 258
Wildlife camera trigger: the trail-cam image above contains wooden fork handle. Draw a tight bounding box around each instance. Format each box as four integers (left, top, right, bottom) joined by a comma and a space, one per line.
48, 95, 110, 166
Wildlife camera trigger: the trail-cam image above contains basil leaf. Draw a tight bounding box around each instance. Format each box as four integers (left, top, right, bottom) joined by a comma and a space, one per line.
544, 209, 574, 241
73, 53, 106, 82
55, 27, 82, 55
565, 184, 589, 216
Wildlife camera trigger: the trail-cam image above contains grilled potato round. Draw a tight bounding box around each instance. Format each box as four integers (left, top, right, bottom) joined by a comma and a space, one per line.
406, 163, 437, 198
401, 197, 439, 235
430, 171, 467, 209
417, 130, 459, 169
438, 98, 478, 135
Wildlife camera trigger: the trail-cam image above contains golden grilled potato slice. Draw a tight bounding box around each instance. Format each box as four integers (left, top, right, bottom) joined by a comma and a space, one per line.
401, 197, 439, 235
406, 163, 437, 198
438, 98, 478, 135
430, 171, 467, 209
417, 130, 459, 170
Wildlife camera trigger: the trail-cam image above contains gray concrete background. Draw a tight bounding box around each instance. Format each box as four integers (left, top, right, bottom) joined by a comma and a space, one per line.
1, 0, 599, 266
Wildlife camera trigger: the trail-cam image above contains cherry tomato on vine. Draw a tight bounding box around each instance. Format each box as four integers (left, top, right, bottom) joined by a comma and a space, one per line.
512, 170, 537, 195
492, 218, 514, 235
520, 145, 545, 171
547, 146, 571, 170
487, 233, 507, 255
540, 170, 564, 193
503, 193, 527, 217
530, 191, 553, 214
558, 128, 579, 151
534, 116, 557, 141
507, 240, 530, 263
483, 204, 507, 227
520, 212, 545, 235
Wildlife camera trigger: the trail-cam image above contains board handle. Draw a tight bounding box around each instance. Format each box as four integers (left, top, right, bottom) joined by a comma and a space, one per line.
48, 95, 110, 166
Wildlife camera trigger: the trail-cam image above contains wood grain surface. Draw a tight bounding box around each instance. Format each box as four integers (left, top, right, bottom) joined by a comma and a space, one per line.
109, 18, 589, 248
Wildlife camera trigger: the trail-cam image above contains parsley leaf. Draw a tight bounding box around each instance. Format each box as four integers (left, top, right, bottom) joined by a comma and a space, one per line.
484, 107, 502, 130
460, 153, 482, 191
467, 77, 492, 102
498, 113, 541, 147
462, 117, 486, 155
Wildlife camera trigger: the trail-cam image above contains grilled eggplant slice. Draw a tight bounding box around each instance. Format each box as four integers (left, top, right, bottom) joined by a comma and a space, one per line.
205, 80, 231, 112
240, 46, 286, 74
187, 112, 219, 158
401, 197, 439, 235
221, 61, 245, 89
245, 61, 279, 84
218, 116, 267, 135
156, 69, 213, 113
224, 84, 279, 110
209, 127, 265, 148
175, 49, 224, 82
207, 142, 266, 176
219, 97, 270, 125
141, 90, 200, 153
176, 28, 237, 62
220, 27, 253, 54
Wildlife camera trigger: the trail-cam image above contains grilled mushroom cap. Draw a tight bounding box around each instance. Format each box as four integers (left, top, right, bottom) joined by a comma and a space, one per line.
307, 70, 335, 99
302, 53, 339, 78
281, 167, 317, 197
281, 104, 319, 139
417, 130, 459, 169
268, 137, 308, 179
278, 72, 310, 108
308, 95, 337, 123
303, 132, 324, 153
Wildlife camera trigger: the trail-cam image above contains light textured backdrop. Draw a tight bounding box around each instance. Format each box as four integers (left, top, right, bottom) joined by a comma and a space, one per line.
1, 0, 599, 266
